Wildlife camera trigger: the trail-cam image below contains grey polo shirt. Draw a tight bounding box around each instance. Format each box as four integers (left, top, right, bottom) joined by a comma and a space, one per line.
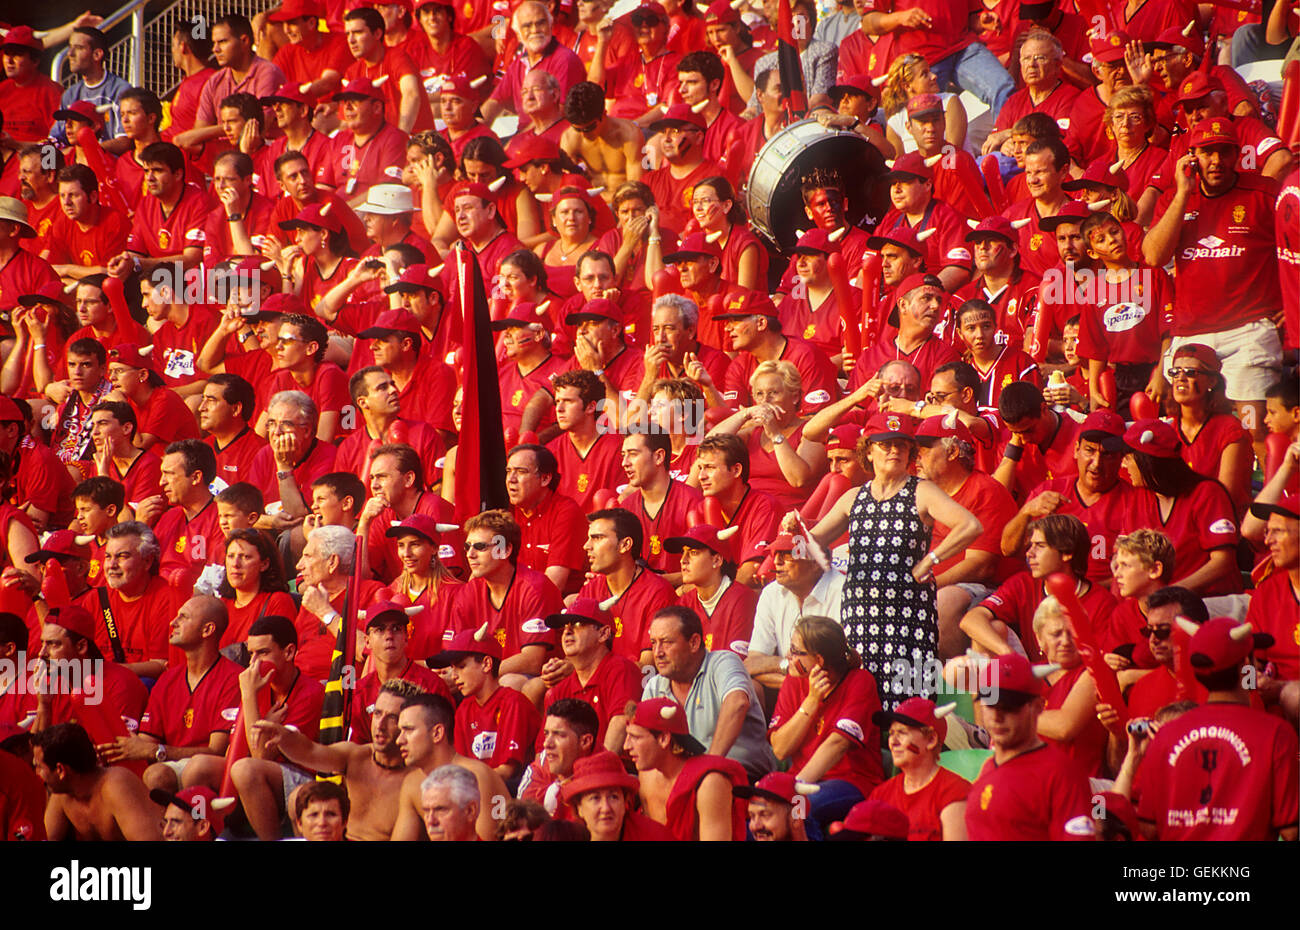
642, 650, 775, 779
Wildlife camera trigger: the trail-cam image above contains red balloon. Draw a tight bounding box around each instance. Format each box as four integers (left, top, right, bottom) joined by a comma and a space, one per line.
591, 488, 618, 513
1265, 432, 1291, 483
386, 420, 410, 447
1128, 389, 1158, 421
519, 430, 538, 445
1099, 369, 1117, 409
685, 505, 704, 528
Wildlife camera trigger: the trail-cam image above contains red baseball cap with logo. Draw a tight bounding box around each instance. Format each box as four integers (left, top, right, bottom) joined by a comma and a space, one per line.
630, 698, 704, 755
384, 513, 445, 545
503, 136, 562, 169
261, 82, 313, 107
490, 300, 551, 331
1249, 490, 1300, 522
1186, 616, 1274, 674
1088, 29, 1130, 63
872, 695, 956, 742
963, 215, 1018, 244
332, 78, 387, 102
1187, 118, 1237, 149
734, 771, 817, 805
704, 0, 741, 25
714, 290, 780, 321
1039, 200, 1092, 231
663, 523, 740, 563
565, 296, 623, 327
108, 343, 157, 374
866, 224, 927, 256
53, 100, 106, 132
543, 596, 614, 629
905, 93, 944, 119
280, 200, 343, 234
829, 74, 878, 103
429, 626, 503, 666
1176, 72, 1224, 104
864, 411, 917, 442
1148, 24, 1205, 58
0, 25, 42, 53
980, 652, 1055, 705
1062, 158, 1130, 192
914, 413, 974, 448
358, 308, 423, 341
268, 0, 325, 21
1122, 418, 1181, 458
1078, 408, 1127, 450
825, 424, 862, 453
663, 231, 722, 264
361, 599, 414, 630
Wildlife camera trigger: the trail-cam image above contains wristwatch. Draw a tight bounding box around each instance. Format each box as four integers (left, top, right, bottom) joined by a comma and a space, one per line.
155, 745, 168, 763
227, 213, 243, 223
913, 400, 927, 414
771, 433, 785, 445
275, 469, 294, 480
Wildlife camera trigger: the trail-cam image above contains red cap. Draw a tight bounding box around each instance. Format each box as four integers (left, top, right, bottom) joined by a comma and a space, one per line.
863, 411, 917, 442
108, 343, 157, 373
631, 697, 693, 736
872, 696, 955, 742
383, 263, 443, 294
565, 296, 623, 327
734, 771, 812, 805
767, 533, 804, 555
830, 799, 909, 840
262, 82, 313, 107
438, 73, 484, 101
228, 255, 284, 295
895, 272, 944, 299
280, 200, 344, 234
26, 530, 92, 563
444, 180, 495, 212
1187, 616, 1274, 674
825, 424, 862, 453
503, 136, 562, 168
148, 785, 228, 837
663, 231, 722, 264
663, 523, 739, 562
384, 512, 445, 545
0, 395, 23, 423
1149, 24, 1204, 58
1187, 118, 1237, 149
53, 100, 106, 131
543, 596, 614, 629
429, 626, 504, 666
490, 300, 551, 331
964, 215, 1018, 243
631, 2, 670, 22
1177, 72, 1224, 104
332, 78, 387, 102
1122, 418, 1181, 458
703, 0, 740, 25
255, 292, 305, 319
790, 228, 834, 255
361, 599, 414, 630
1088, 29, 1129, 63
828, 74, 879, 102
1062, 157, 1130, 192
1096, 790, 1139, 839
358, 308, 423, 341
649, 103, 706, 134
1038, 200, 1092, 231
561, 750, 639, 803
981, 652, 1051, 704
866, 224, 927, 256
905, 93, 944, 119
1078, 408, 1126, 446
1172, 342, 1221, 373
882, 152, 934, 182
47, 605, 96, 641
1249, 490, 1300, 522
267, 0, 325, 21
914, 413, 974, 448
17, 280, 71, 310
714, 290, 779, 321
0, 25, 42, 53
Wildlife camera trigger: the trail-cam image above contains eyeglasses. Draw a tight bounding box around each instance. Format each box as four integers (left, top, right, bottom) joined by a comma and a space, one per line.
787, 646, 808, 657
692, 197, 720, 207
1167, 367, 1209, 380
504, 467, 536, 477
1111, 114, 1147, 125
925, 389, 956, 404
1138, 626, 1173, 641
265, 419, 310, 432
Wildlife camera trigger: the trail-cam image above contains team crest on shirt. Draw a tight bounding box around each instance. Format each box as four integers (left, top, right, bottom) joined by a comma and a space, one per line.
80, 250, 94, 265
1232, 205, 1246, 224
158, 229, 172, 250
494, 626, 507, 647
1001, 374, 1013, 389
650, 534, 661, 555
704, 633, 713, 649
634, 74, 644, 88
511, 389, 523, 407
89, 559, 100, 579
175, 536, 187, 554
577, 473, 590, 493
1029, 233, 1043, 251
980, 784, 993, 810
804, 323, 817, 340
614, 616, 623, 638
183, 708, 194, 729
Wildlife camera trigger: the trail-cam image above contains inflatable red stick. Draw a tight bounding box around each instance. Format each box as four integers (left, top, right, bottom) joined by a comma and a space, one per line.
1128, 388, 1159, 421
1169, 618, 1199, 701
859, 250, 884, 347
800, 472, 850, 524
1264, 432, 1291, 483
74, 125, 131, 217
73, 681, 148, 777
41, 558, 72, 609
1028, 283, 1054, 363
100, 275, 138, 345
591, 488, 618, 513
1278, 60, 1299, 155
1044, 572, 1128, 727
685, 505, 705, 528
980, 154, 1009, 213
519, 430, 539, 445
826, 251, 861, 358
703, 495, 725, 527
1098, 369, 1117, 410
219, 661, 275, 798
651, 269, 679, 299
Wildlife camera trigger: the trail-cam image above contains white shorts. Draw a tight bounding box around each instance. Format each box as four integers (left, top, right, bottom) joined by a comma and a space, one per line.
1167, 319, 1282, 403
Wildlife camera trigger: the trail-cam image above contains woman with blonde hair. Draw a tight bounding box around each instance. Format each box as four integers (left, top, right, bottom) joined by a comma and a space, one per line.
707, 359, 826, 509
881, 53, 969, 155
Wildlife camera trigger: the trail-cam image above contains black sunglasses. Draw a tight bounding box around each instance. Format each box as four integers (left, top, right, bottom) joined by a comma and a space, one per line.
1138, 625, 1173, 641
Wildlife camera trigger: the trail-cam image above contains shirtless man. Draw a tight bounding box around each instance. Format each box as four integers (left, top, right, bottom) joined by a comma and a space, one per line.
33, 723, 163, 841
389, 692, 509, 842
252, 680, 417, 841
560, 81, 643, 198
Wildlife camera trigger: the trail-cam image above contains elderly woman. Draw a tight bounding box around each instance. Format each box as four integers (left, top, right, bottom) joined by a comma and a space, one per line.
708, 360, 827, 510
868, 696, 969, 841
1167, 343, 1253, 512
802, 412, 982, 710
684, 177, 766, 292
1122, 418, 1241, 597
219, 528, 295, 650
1030, 595, 1109, 778
768, 616, 884, 838
562, 750, 672, 841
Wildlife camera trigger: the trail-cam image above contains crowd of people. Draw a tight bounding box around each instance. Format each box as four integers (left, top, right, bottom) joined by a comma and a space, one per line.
0, 0, 1297, 844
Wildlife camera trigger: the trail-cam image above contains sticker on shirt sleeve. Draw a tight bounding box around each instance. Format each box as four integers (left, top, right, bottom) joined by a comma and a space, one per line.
835, 718, 865, 741
471, 730, 497, 760
438, 544, 456, 560
1064, 814, 1095, 837
385, 166, 403, 178
1208, 518, 1237, 535
804, 389, 830, 405
521, 617, 549, 634
221, 707, 239, 722
729, 640, 750, 656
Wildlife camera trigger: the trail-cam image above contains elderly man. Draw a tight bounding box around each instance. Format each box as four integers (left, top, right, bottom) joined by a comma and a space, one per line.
507, 444, 587, 595
745, 533, 843, 691
636, 294, 730, 402
986, 31, 1078, 153
511, 69, 569, 155
421, 763, 484, 841
642, 605, 775, 779
246, 390, 339, 531
482, 1, 586, 123
320, 78, 408, 206
293, 524, 387, 680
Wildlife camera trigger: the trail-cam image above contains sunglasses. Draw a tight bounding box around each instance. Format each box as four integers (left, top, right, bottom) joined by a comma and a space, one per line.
464, 541, 495, 552
1138, 626, 1173, 640
1167, 367, 1210, 379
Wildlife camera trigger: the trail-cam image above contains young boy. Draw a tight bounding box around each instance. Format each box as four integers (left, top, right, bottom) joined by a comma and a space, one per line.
1104, 529, 1175, 665
955, 299, 1039, 411
71, 476, 124, 588
1074, 211, 1173, 418
215, 482, 265, 537
1264, 371, 1299, 444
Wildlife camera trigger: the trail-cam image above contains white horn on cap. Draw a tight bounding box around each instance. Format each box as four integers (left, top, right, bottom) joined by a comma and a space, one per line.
599, 595, 619, 611
1175, 616, 1199, 636
535, 192, 553, 203
299, 82, 313, 94
535, 300, 550, 316
690, 99, 710, 114
433, 523, 460, 533
828, 226, 846, 243
95, 103, 115, 114
260, 261, 275, 271
372, 74, 390, 87
1087, 199, 1111, 212
486, 176, 506, 192
586, 186, 604, 196
64, 280, 80, 294
1032, 662, 1062, 679
1109, 159, 1124, 175
473, 621, 491, 641
942, 409, 958, 429
794, 782, 821, 795
469, 75, 488, 88
403, 606, 422, 616
884, 158, 894, 169
1182, 19, 1197, 36
915, 227, 936, 242
934, 702, 957, 718
128, 501, 142, 510
871, 75, 888, 87
923, 153, 944, 167
967, 218, 980, 229
704, 231, 723, 243
1140, 429, 1155, 445
136, 345, 153, 356
1229, 622, 1254, 641
74, 535, 96, 546
1010, 218, 1031, 229
716, 525, 740, 539
319, 201, 332, 215
659, 705, 677, 720
210, 797, 237, 812
430, 264, 445, 276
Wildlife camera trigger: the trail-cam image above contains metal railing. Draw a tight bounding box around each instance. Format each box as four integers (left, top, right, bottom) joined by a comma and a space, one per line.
50, 1, 276, 98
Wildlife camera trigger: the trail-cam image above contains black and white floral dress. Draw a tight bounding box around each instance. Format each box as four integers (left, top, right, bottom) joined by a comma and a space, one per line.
841, 474, 936, 711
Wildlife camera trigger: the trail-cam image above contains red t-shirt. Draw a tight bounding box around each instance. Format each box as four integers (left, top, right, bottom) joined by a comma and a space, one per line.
488, 39, 587, 117
273, 34, 352, 86
644, 159, 725, 235
452, 566, 563, 662
200, 191, 278, 264
996, 81, 1080, 134
334, 420, 444, 494
848, 333, 961, 395
1245, 571, 1299, 680
982, 572, 1117, 662
1075, 266, 1175, 366
577, 568, 678, 663
724, 337, 841, 415
770, 668, 885, 795
544, 650, 644, 748
347, 661, 450, 743
221, 591, 298, 650
320, 122, 409, 200
245, 438, 340, 508
454, 683, 541, 769
267, 669, 327, 747
14, 438, 74, 520
46, 209, 130, 268
664, 753, 748, 841
77, 576, 179, 666
965, 742, 1095, 841
152, 308, 218, 390
1005, 411, 1082, 503
126, 184, 216, 258
410, 31, 490, 87
1121, 479, 1241, 596
1177, 414, 1250, 487
109, 451, 164, 510
294, 579, 388, 681
1044, 664, 1109, 777
618, 480, 704, 574
154, 498, 224, 590
604, 49, 682, 121
514, 489, 589, 594
206, 427, 268, 491
863, 0, 974, 62
138, 656, 242, 747
678, 579, 758, 656
345, 46, 434, 133
376, 577, 464, 662
1135, 701, 1299, 841
935, 471, 1019, 584
545, 430, 625, 515
1028, 476, 1148, 584
0, 75, 62, 142
869, 766, 970, 842
133, 385, 201, 447
365, 492, 466, 586
265, 363, 350, 432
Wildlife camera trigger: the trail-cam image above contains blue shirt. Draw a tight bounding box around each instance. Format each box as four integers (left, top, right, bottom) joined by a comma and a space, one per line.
51, 71, 132, 144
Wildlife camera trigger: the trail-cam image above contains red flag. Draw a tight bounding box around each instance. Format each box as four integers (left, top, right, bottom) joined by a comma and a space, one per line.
453, 244, 509, 522
776, 0, 807, 119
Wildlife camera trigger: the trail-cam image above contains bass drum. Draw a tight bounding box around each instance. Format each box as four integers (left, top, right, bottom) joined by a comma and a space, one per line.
745, 118, 890, 251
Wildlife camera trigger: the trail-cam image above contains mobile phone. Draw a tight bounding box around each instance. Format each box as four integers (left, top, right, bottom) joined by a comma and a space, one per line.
363, 258, 384, 270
